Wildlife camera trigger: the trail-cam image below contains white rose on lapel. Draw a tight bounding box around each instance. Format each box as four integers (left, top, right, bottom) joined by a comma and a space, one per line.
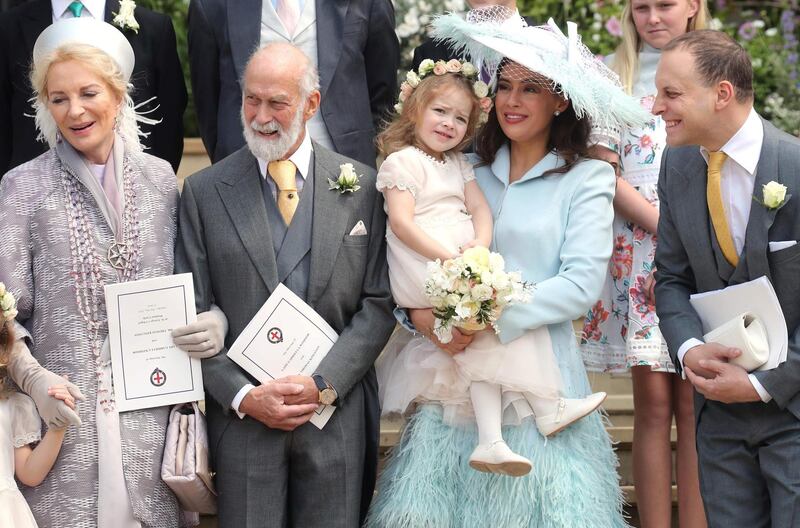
113, 0, 140, 33
329, 163, 362, 194
762, 181, 789, 209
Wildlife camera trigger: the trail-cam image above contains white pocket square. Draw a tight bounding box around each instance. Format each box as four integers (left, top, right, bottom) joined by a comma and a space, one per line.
769, 240, 797, 252
349, 220, 367, 236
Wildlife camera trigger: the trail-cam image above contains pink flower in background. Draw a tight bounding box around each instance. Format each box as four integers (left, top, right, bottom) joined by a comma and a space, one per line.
605, 16, 623, 37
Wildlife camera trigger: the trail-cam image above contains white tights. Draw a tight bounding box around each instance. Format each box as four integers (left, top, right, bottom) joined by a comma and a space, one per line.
470, 381, 560, 445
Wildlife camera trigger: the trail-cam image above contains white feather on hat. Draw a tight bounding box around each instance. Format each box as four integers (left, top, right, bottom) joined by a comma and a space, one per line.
431, 9, 650, 132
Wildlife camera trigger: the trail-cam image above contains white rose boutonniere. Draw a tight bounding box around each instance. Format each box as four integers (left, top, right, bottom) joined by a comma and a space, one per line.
113, 0, 140, 33
329, 163, 362, 194
758, 181, 790, 210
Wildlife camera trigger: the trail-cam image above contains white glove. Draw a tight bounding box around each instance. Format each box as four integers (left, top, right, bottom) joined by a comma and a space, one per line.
171, 304, 228, 359
8, 338, 85, 428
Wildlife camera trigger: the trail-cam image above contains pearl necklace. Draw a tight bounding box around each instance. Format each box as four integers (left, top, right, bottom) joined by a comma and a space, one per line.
61, 156, 141, 412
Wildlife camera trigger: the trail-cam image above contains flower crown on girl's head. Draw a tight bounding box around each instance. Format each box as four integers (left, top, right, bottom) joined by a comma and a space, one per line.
394, 58, 494, 122
0, 283, 18, 323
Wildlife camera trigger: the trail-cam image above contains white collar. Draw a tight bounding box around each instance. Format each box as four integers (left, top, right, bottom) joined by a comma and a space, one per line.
256, 128, 313, 180
700, 107, 763, 175
52, 0, 106, 19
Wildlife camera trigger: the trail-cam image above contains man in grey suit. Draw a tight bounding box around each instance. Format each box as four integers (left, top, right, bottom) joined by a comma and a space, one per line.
187, 0, 399, 167
175, 42, 395, 526
654, 30, 800, 526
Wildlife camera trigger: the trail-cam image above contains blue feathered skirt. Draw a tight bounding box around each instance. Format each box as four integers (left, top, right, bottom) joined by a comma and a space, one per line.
366, 323, 629, 528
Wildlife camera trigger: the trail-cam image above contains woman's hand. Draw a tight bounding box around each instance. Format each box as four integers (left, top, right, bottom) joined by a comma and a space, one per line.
409, 308, 474, 356
48, 383, 77, 411
459, 239, 484, 252
172, 305, 228, 359
8, 340, 85, 428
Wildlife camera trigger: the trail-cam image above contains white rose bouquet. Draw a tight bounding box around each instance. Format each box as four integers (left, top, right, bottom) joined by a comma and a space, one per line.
423, 247, 532, 343
0, 282, 17, 322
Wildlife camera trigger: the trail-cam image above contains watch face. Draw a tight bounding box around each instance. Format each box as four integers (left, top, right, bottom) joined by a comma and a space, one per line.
320, 388, 336, 406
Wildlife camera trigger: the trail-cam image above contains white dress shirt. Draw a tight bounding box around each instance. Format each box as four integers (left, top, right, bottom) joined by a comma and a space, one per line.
231, 130, 314, 417
676, 108, 771, 401
52, 0, 105, 21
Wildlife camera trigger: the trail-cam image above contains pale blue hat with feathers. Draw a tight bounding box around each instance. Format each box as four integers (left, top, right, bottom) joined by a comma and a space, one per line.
430, 7, 650, 131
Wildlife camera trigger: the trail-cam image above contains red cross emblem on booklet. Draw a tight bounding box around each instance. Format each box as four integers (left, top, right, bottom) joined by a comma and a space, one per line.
150, 368, 167, 387
267, 327, 283, 344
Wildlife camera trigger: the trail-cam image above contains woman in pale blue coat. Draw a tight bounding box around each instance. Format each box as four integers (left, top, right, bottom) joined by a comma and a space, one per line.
367, 12, 649, 528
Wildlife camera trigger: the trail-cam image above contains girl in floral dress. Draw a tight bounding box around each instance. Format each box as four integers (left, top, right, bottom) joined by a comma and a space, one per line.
580, 1, 709, 527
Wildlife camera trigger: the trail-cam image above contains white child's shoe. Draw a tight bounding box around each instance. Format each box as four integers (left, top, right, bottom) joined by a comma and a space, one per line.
468, 440, 533, 477
534, 392, 607, 437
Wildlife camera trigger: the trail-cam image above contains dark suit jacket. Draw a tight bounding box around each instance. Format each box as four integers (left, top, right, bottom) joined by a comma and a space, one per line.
411, 15, 534, 70
655, 116, 800, 420
188, 0, 398, 167
0, 0, 187, 174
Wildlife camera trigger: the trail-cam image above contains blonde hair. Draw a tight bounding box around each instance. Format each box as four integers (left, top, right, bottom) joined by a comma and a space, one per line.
612, 0, 709, 93
29, 43, 148, 152
377, 73, 482, 158
0, 322, 15, 399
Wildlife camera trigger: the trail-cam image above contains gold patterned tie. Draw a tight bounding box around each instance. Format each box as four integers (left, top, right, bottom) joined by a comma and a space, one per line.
268, 160, 299, 225
706, 151, 739, 266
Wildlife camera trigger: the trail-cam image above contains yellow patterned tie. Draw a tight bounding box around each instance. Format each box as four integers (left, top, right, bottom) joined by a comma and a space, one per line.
706, 151, 739, 266
268, 160, 299, 225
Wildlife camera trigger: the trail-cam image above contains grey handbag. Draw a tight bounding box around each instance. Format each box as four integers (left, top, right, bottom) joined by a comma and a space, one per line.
161, 402, 217, 517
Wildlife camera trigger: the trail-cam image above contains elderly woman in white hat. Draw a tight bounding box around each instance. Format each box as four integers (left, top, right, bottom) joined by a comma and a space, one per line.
0, 18, 225, 527
368, 8, 648, 528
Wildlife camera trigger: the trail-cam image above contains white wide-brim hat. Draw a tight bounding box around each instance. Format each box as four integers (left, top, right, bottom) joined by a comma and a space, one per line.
33, 18, 135, 82
431, 8, 650, 131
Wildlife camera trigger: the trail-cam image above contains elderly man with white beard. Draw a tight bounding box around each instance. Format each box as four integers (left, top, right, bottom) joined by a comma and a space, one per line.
174, 42, 395, 527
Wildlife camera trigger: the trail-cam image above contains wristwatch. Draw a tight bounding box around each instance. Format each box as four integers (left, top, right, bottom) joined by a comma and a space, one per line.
312, 375, 337, 406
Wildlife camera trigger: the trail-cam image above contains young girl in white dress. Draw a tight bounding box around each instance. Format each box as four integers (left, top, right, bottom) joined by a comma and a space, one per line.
0, 286, 76, 528
376, 60, 606, 477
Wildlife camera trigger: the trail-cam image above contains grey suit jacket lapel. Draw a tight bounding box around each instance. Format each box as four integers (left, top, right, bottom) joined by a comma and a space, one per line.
228, 0, 262, 84
308, 144, 352, 305
315, 0, 347, 98
743, 118, 783, 281
217, 149, 280, 291
670, 152, 729, 287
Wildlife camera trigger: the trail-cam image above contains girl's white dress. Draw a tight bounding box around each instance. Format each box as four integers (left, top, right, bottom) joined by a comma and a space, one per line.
376, 146, 562, 425
0, 392, 41, 528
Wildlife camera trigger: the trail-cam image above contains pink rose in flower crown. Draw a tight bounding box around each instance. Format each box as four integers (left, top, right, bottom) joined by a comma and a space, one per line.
399, 82, 413, 102
479, 97, 493, 113
432, 61, 448, 75
445, 59, 462, 73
